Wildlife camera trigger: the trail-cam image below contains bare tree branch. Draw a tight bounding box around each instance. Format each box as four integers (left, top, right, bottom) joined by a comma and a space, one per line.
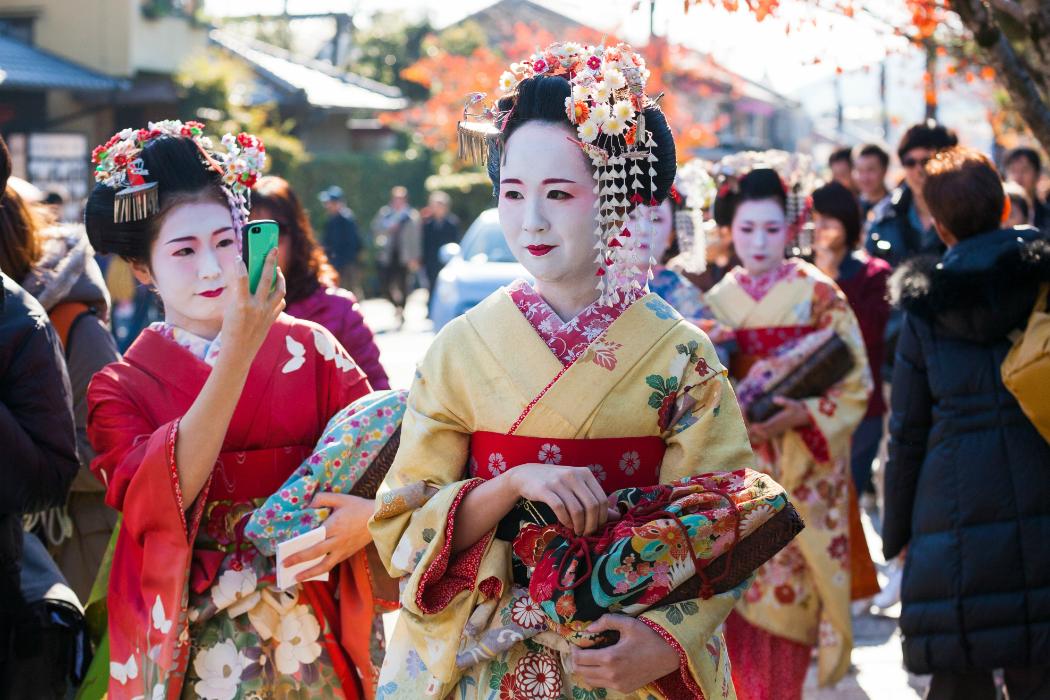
990, 0, 1026, 24
1016, 0, 1050, 71
957, 0, 1050, 151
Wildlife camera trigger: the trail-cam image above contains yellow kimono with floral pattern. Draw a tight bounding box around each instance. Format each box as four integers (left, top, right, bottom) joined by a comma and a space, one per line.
706, 260, 872, 686
369, 290, 757, 699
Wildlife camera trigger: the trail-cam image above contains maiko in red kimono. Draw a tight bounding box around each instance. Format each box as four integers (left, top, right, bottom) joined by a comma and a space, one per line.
87, 315, 375, 699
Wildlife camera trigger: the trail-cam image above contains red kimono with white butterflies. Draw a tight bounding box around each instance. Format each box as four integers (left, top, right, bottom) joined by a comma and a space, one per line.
87, 315, 374, 699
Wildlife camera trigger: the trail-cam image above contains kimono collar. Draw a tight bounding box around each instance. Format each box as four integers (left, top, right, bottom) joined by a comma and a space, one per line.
506, 279, 642, 367
729, 258, 801, 302
148, 321, 223, 366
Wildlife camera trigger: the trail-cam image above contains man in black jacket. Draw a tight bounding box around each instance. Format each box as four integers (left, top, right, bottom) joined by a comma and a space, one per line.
0, 135, 79, 676
866, 121, 957, 268
421, 191, 461, 317
318, 185, 362, 293
884, 147, 1050, 699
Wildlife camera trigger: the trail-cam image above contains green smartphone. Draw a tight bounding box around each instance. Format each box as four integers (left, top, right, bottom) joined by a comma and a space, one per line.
244, 219, 279, 294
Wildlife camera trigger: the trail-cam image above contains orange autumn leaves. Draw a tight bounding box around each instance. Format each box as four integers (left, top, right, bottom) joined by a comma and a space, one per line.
384, 21, 718, 157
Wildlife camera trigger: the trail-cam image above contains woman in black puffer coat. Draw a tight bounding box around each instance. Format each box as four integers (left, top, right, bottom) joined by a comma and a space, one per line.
883, 147, 1050, 700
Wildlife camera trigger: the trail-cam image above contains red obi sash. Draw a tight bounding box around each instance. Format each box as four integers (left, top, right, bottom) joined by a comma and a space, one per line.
732, 325, 815, 379
735, 325, 815, 357
205, 445, 312, 502
470, 431, 665, 492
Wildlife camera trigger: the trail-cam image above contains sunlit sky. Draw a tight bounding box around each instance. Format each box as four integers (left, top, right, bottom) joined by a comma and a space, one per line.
203, 0, 916, 95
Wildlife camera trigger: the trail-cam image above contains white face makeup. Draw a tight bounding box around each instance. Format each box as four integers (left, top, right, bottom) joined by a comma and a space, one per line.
497, 121, 600, 301
132, 199, 239, 339
731, 198, 789, 276
628, 199, 674, 266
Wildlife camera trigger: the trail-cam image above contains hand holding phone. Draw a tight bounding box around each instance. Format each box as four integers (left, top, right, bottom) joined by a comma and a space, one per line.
244, 219, 280, 294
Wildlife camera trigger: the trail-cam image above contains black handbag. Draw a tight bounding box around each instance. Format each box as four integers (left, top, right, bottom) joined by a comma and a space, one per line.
746, 333, 855, 424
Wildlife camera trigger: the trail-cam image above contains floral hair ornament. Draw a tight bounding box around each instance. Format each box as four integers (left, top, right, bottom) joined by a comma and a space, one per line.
459, 41, 664, 304
91, 120, 266, 231
671, 159, 718, 274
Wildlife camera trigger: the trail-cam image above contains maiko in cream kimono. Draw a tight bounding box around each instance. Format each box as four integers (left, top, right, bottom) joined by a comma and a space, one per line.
369, 290, 757, 700
706, 259, 872, 686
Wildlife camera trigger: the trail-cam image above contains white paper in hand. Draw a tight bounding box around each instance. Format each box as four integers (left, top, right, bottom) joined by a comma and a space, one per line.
276, 525, 329, 591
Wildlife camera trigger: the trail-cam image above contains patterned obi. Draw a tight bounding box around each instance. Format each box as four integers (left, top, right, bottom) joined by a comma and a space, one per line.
192, 445, 311, 594
469, 431, 665, 492
732, 325, 815, 379
469, 431, 666, 587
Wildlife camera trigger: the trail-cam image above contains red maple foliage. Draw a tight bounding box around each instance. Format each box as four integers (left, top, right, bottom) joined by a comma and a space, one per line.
384, 20, 731, 158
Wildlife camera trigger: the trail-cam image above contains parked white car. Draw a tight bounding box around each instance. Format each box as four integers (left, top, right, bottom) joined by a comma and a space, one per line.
429, 208, 530, 331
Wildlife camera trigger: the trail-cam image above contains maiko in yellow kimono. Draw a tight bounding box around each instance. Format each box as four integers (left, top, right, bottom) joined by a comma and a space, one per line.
706, 259, 872, 690
369, 288, 759, 700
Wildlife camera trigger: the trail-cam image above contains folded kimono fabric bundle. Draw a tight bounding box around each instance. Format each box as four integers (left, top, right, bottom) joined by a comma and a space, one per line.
510, 468, 803, 647
244, 389, 407, 555
735, 326, 854, 424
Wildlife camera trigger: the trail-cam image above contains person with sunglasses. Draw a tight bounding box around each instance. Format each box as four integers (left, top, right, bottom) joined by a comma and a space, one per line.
862, 121, 958, 612
865, 121, 958, 269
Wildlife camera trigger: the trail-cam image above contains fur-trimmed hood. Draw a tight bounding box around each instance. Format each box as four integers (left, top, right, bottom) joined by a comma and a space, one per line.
890, 226, 1050, 343
20, 223, 110, 321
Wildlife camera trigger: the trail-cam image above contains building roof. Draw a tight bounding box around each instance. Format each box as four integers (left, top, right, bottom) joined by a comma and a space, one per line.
210, 30, 407, 112
451, 0, 584, 46
0, 33, 123, 92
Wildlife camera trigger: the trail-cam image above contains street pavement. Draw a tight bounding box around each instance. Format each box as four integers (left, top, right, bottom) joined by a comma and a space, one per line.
361, 292, 929, 699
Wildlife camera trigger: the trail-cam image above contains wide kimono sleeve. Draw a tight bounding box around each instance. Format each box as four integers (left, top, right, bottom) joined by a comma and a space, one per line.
314, 321, 373, 416
87, 368, 207, 546
790, 278, 873, 471
368, 319, 504, 684
638, 327, 755, 700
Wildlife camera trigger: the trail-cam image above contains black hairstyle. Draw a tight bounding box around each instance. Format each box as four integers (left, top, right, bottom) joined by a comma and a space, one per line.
0, 135, 9, 193
489, 75, 677, 204
828, 147, 853, 167
855, 143, 890, 170
712, 168, 788, 228
1003, 146, 1041, 173
810, 181, 863, 250
84, 135, 227, 263
896, 120, 958, 161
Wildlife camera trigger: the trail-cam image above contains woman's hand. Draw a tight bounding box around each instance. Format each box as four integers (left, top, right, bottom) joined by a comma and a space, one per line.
218, 250, 286, 366
569, 615, 681, 693
509, 463, 612, 536
284, 493, 375, 582
749, 396, 812, 443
